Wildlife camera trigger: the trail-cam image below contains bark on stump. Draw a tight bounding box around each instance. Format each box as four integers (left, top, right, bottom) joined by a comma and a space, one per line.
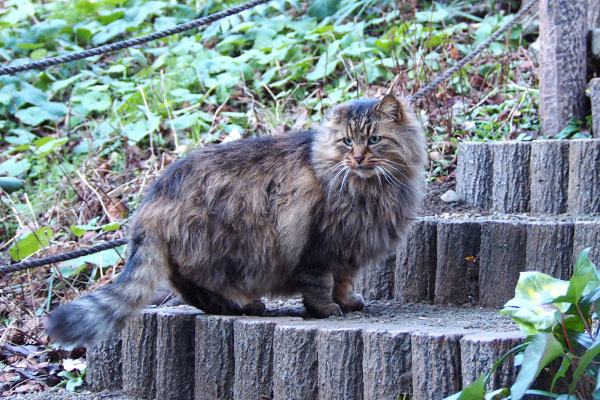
526, 221, 575, 279
539, 0, 587, 136
317, 326, 363, 400
156, 308, 201, 400
492, 142, 531, 213
195, 315, 236, 400
479, 221, 528, 307
121, 308, 159, 399
86, 333, 122, 392
460, 332, 525, 392
362, 327, 412, 400
573, 221, 600, 266
568, 139, 600, 215
591, 79, 600, 138
530, 140, 569, 214
435, 220, 481, 304
456, 142, 492, 209
354, 253, 396, 301
395, 219, 437, 303
411, 330, 465, 400
272, 323, 318, 400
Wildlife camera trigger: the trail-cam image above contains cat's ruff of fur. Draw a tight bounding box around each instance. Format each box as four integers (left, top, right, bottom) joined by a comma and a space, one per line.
46, 95, 427, 346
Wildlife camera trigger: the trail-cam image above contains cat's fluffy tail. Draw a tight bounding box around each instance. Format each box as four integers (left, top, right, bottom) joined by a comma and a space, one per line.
45, 233, 168, 347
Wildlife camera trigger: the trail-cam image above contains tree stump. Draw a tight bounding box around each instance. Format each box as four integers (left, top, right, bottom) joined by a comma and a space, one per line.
434, 220, 481, 304
456, 142, 492, 209
530, 140, 569, 214
492, 142, 531, 213
85, 333, 122, 392
479, 220, 528, 307
539, 0, 587, 136
354, 253, 395, 301
591, 79, 600, 138
568, 140, 600, 215
573, 221, 600, 267
526, 221, 575, 279
362, 327, 412, 400
395, 219, 437, 303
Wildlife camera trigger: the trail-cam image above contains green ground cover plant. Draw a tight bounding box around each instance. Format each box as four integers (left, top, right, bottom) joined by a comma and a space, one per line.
0, 0, 584, 394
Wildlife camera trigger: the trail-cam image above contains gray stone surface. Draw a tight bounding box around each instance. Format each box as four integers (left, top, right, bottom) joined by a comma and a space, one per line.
317, 326, 363, 400
86, 333, 122, 392
195, 315, 236, 400
121, 309, 159, 399
530, 140, 569, 214
460, 332, 525, 392
395, 219, 437, 303
354, 253, 396, 301
526, 221, 575, 279
573, 221, 600, 267
592, 79, 600, 138
272, 323, 319, 400
492, 142, 531, 213
411, 330, 466, 400
479, 221, 528, 307
362, 327, 412, 400
539, 0, 587, 136
568, 139, 600, 215
456, 142, 493, 209
156, 308, 201, 400
435, 220, 480, 304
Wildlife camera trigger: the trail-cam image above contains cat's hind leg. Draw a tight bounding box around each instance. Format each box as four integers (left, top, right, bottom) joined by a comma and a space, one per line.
169, 270, 265, 316
296, 270, 343, 318
333, 272, 365, 313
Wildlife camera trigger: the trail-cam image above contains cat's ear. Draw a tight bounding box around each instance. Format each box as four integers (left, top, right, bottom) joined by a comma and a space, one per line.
325, 104, 346, 124
375, 95, 402, 121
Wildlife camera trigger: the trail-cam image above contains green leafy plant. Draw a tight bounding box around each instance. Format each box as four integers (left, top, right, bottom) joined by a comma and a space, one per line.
445, 248, 600, 399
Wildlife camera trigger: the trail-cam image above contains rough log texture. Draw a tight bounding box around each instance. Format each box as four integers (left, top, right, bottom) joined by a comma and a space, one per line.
573, 221, 600, 266
411, 330, 465, 400
591, 79, 600, 138
479, 221, 528, 307
589, 0, 600, 30
362, 327, 412, 400
234, 318, 290, 400
272, 323, 318, 400
435, 220, 481, 304
568, 139, 600, 215
530, 140, 569, 214
354, 253, 396, 301
456, 142, 492, 209
195, 315, 236, 400
461, 332, 525, 392
539, 0, 587, 136
492, 142, 531, 213
317, 327, 363, 400
526, 221, 575, 279
86, 333, 122, 392
395, 219, 437, 303
156, 308, 201, 400
121, 309, 159, 399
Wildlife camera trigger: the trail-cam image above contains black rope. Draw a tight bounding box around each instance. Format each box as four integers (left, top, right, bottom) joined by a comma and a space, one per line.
0, 238, 129, 275
0, 0, 271, 76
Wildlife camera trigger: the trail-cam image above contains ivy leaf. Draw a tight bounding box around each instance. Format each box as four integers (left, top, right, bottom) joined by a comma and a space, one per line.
9, 226, 54, 261
308, 0, 339, 20
0, 158, 31, 177
0, 177, 24, 193
81, 91, 112, 112
510, 333, 564, 400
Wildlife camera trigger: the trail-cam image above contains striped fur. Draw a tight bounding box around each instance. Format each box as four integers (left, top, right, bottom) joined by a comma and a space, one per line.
46, 95, 426, 346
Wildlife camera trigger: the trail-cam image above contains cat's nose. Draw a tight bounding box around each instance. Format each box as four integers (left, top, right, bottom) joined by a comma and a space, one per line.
354, 155, 365, 164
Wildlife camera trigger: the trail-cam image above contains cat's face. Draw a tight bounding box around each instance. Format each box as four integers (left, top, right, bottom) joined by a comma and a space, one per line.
313, 95, 425, 193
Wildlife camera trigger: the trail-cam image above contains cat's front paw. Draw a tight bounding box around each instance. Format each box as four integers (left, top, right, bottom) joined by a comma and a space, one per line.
243, 300, 267, 316
338, 293, 365, 313
305, 302, 343, 318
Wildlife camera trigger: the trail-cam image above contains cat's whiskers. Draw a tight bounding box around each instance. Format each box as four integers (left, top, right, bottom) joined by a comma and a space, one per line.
372, 158, 419, 168
376, 165, 410, 191
339, 169, 351, 194
378, 160, 409, 180
324, 161, 345, 178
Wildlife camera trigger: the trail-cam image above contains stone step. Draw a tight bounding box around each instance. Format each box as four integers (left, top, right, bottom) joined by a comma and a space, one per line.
455, 139, 600, 215
355, 216, 600, 308
87, 304, 525, 400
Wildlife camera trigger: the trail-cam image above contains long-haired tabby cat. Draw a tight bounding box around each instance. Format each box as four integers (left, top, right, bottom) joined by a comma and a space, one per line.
47, 94, 426, 346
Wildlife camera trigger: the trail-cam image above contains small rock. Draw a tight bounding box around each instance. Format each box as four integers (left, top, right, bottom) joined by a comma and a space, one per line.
440, 190, 461, 203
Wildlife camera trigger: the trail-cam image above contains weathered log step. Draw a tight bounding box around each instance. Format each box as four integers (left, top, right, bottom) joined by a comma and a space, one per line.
355, 216, 600, 308
455, 139, 600, 215
87, 304, 524, 400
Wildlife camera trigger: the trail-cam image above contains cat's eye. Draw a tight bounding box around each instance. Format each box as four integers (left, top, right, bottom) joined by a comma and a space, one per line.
343, 138, 353, 147
368, 136, 382, 145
